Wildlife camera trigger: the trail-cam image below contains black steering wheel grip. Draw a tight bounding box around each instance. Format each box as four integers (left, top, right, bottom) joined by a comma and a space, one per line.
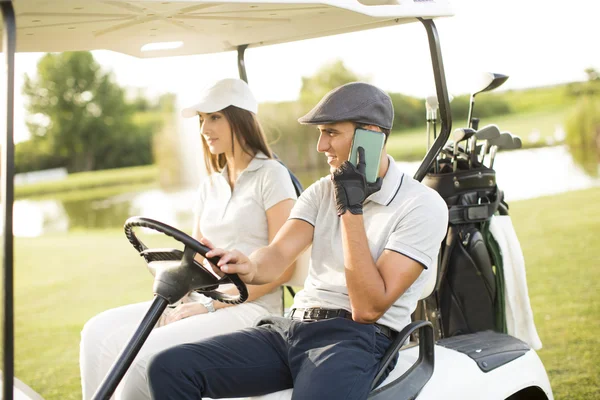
124, 216, 248, 305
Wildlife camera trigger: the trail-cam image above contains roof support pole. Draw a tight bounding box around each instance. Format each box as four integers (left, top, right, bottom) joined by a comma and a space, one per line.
414, 18, 452, 182
237, 44, 249, 83
1, 1, 16, 398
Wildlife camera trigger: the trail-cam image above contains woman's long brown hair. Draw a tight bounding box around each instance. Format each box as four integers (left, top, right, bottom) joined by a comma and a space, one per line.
201, 105, 273, 174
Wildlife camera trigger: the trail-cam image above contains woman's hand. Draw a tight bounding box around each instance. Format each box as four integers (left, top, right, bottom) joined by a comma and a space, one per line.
201, 238, 257, 283
158, 302, 209, 327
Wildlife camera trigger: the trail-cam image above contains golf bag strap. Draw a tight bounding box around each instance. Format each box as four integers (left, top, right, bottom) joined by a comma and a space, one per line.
448, 188, 503, 225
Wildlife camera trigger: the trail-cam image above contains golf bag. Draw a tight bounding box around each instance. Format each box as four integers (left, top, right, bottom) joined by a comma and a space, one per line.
422, 164, 507, 338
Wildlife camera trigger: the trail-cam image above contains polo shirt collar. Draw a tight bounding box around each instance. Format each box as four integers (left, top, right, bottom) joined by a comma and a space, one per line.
220, 151, 269, 178
245, 151, 269, 172
367, 155, 405, 206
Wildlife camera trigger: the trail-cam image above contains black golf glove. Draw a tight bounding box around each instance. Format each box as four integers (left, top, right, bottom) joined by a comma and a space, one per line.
332, 147, 383, 216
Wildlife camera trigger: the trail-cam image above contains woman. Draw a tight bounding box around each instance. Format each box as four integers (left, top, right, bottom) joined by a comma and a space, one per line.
80, 78, 297, 400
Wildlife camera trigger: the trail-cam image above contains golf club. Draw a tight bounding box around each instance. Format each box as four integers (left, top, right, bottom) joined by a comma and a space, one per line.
474, 124, 501, 165
488, 132, 519, 168
426, 94, 453, 173
425, 95, 438, 152
512, 135, 523, 149
452, 128, 476, 171
467, 72, 509, 128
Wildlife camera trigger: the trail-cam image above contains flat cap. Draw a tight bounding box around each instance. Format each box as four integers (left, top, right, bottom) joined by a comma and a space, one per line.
298, 82, 394, 130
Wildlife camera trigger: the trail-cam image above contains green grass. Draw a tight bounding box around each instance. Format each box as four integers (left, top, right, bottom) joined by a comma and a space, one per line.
509, 188, 600, 400
14, 232, 174, 399
491, 84, 578, 114
387, 108, 570, 162
14, 187, 600, 399
15, 164, 158, 199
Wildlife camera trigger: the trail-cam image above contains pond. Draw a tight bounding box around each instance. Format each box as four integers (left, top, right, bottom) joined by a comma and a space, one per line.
13, 145, 600, 237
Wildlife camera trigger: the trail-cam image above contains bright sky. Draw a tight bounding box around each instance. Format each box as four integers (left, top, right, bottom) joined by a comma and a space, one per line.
8, 0, 599, 143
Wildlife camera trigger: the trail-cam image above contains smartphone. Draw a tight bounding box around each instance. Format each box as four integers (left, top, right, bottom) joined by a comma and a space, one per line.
349, 128, 386, 183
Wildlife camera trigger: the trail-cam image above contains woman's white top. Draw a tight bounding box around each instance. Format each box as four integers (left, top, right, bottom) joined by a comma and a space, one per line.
195, 152, 297, 314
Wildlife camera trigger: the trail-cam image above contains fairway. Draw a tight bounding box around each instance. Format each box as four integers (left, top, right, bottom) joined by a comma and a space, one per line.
387, 108, 569, 162
14, 187, 600, 399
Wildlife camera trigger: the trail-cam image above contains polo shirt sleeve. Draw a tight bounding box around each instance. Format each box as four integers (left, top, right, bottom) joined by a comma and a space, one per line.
289, 178, 325, 227
261, 162, 298, 211
385, 193, 448, 269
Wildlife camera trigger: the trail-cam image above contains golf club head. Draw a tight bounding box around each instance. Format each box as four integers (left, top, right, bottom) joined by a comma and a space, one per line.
488, 132, 515, 149
425, 94, 454, 110
512, 135, 523, 149
501, 133, 522, 150
475, 124, 501, 140
425, 95, 439, 111
425, 95, 437, 120
426, 94, 453, 119
477, 125, 501, 165
452, 127, 476, 144
473, 72, 509, 97
452, 128, 476, 171
487, 134, 519, 169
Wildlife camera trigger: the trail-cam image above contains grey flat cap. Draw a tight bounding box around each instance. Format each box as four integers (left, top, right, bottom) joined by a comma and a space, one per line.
298, 82, 394, 130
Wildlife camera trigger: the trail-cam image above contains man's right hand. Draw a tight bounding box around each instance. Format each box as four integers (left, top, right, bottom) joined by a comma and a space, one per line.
332, 147, 382, 216
201, 238, 257, 283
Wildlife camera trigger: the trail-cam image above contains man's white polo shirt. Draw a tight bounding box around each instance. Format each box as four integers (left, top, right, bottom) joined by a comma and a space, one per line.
196, 152, 297, 314
289, 155, 448, 332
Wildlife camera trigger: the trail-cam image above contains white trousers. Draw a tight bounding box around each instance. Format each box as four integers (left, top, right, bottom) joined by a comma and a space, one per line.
80, 300, 271, 400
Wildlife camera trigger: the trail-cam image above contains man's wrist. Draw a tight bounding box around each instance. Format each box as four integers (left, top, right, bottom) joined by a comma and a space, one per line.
337, 205, 363, 216
340, 209, 364, 220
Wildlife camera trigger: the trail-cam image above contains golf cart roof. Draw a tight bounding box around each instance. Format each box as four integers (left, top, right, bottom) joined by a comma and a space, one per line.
3, 0, 452, 58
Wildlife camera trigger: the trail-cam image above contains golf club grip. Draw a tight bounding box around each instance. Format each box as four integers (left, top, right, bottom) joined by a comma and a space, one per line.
92, 296, 169, 400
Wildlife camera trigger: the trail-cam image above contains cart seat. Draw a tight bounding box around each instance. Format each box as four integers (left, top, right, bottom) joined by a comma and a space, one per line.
250, 337, 547, 400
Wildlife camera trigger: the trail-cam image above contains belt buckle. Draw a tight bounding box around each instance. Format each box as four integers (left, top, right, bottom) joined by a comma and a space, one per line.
303, 308, 318, 321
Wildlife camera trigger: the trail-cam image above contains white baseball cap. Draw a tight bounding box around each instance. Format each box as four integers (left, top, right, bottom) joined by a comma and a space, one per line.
181, 78, 258, 118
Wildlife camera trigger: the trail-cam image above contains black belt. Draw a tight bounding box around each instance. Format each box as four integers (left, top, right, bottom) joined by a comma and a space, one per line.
289, 308, 397, 340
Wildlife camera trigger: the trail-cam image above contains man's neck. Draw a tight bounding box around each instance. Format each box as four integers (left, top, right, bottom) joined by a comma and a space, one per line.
378, 153, 390, 178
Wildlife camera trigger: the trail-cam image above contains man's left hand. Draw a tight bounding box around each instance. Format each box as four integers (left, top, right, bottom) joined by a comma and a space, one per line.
332, 147, 382, 216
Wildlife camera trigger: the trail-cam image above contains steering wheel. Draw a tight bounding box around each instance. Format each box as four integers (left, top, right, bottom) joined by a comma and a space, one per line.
124, 216, 248, 305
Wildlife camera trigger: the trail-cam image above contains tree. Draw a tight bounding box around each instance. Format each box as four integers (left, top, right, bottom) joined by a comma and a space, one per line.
299, 60, 365, 106
585, 67, 600, 82
564, 69, 600, 177
22, 51, 151, 173
565, 96, 600, 177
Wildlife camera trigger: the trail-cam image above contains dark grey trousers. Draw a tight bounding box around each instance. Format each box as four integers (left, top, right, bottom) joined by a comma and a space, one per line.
147, 316, 397, 400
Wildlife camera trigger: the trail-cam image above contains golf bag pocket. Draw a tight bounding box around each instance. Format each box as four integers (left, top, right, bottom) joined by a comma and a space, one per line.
423, 166, 496, 201
440, 225, 497, 337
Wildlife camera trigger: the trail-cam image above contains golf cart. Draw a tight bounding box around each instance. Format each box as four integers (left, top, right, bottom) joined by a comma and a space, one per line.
0, 1, 552, 399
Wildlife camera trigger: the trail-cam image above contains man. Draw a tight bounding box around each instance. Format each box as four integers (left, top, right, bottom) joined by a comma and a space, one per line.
147, 82, 448, 400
